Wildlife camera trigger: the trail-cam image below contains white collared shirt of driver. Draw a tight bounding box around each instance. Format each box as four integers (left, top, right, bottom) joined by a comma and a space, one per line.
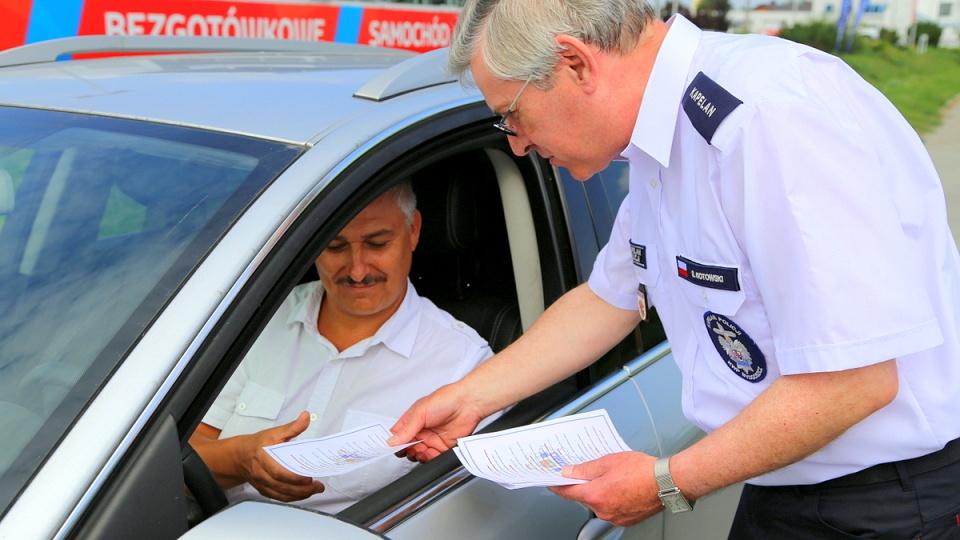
588, 15, 960, 486
203, 279, 493, 513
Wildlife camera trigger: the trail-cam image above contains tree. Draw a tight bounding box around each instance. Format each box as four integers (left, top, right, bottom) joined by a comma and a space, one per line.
693, 0, 731, 31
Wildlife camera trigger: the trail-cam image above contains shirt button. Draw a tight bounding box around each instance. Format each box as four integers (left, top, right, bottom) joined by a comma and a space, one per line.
701, 292, 709, 302
310, 413, 318, 422
237, 403, 247, 411
683, 384, 691, 394
649, 179, 658, 188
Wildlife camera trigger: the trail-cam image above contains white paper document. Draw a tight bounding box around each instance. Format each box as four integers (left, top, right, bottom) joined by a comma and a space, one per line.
452, 409, 631, 490
264, 423, 417, 478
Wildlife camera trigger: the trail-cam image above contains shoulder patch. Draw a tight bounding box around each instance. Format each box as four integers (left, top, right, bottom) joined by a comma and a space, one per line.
703, 312, 766, 383
682, 71, 742, 145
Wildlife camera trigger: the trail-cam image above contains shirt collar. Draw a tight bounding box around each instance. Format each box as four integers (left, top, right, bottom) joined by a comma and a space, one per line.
623, 14, 702, 167
286, 279, 421, 359
367, 279, 421, 358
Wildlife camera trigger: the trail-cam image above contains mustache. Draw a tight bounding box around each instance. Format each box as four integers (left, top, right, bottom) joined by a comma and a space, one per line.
336, 274, 387, 286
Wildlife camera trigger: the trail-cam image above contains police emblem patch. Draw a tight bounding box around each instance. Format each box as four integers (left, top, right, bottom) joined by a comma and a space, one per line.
703, 312, 766, 382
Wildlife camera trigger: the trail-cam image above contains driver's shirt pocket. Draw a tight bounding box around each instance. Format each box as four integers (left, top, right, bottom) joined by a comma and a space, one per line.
219, 382, 286, 439
324, 409, 418, 500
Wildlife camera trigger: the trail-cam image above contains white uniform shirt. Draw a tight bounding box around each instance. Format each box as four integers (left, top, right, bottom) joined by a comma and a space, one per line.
203, 279, 494, 512
589, 15, 960, 485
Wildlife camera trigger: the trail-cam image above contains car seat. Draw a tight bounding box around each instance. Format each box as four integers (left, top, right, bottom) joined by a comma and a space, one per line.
410, 151, 523, 353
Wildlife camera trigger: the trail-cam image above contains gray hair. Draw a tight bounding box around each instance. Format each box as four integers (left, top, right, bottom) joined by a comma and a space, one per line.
447, 0, 655, 89
386, 180, 417, 226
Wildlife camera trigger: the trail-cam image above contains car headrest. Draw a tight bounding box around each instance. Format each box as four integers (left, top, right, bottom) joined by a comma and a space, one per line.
417, 172, 481, 256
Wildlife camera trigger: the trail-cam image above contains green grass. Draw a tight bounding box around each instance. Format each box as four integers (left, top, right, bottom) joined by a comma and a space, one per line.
840, 43, 960, 135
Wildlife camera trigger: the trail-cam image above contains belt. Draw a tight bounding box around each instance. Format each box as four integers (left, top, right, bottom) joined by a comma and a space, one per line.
815, 437, 960, 490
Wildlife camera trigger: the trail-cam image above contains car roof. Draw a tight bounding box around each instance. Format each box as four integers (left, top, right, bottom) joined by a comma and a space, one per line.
0, 36, 461, 145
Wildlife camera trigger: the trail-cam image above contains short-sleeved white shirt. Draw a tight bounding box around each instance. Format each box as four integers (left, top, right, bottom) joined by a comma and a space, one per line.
203, 279, 494, 512
589, 15, 960, 485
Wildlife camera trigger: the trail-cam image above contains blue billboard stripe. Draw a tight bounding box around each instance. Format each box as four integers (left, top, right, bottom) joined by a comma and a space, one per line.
335, 5, 362, 43
26, 0, 85, 44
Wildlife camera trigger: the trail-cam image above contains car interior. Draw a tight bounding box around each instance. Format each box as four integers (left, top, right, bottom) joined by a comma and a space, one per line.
409, 149, 527, 353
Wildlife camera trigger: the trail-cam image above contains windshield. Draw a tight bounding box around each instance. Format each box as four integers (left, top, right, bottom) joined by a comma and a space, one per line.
0, 106, 301, 512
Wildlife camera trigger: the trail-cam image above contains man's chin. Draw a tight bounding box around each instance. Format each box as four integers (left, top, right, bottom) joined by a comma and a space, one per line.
565, 165, 604, 182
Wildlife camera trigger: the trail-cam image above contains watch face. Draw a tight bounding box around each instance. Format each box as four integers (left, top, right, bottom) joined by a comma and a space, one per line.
658, 490, 694, 513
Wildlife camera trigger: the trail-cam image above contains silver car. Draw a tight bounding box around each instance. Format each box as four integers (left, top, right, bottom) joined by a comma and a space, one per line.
0, 36, 740, 540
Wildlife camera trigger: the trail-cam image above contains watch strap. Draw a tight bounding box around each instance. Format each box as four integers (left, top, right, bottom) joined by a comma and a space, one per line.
654, 456, 694, 513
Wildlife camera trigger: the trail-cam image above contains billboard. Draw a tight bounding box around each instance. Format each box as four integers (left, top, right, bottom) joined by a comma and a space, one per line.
1, 0, 459, 54
0, 0, 34, 52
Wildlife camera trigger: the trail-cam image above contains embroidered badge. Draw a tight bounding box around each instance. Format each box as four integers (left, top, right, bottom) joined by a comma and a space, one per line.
637, 283, 648, 321
682, 71, 742, 145
630, 242, 647, 269
676, 256, 740, 291
703, 312, 766, 382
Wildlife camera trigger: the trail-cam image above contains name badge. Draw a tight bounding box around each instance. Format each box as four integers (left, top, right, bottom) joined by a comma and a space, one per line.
630, 242, 647, 269
676, 256, 740, 291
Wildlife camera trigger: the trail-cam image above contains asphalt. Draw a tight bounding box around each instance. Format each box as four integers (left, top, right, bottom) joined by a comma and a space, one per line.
923, 96, 960, 242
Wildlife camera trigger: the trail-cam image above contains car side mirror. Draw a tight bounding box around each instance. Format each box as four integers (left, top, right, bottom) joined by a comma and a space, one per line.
0, 169, 13, 215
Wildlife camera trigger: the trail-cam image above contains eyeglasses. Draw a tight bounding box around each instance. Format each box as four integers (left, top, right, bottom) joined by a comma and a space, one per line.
493, 77, 533, 136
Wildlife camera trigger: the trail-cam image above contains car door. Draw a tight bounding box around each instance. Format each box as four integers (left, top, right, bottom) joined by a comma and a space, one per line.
175, 108, 671, 539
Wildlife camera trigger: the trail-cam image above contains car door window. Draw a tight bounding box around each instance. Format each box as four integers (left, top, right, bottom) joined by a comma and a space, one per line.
0, 106, 301, 513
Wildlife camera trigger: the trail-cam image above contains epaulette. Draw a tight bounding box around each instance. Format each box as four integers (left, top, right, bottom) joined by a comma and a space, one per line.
682, 71, 742, 145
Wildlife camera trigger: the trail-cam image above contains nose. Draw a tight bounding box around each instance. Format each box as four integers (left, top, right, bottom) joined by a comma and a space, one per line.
507, 134, 532, 156
346, 246, 370, 280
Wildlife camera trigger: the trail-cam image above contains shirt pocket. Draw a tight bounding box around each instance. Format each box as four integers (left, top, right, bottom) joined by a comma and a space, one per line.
219, 382, 286, 438
324, 409, 418, 501
675, 259, 746, 317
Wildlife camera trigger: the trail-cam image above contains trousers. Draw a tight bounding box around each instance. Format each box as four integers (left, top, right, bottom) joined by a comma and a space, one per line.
727, 441, 960, 539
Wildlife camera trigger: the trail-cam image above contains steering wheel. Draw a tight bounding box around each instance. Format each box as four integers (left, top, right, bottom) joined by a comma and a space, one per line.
182, 442, 228, 524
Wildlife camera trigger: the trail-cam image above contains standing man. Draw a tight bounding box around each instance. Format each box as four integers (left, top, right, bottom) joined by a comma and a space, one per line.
390, 1, 960, 537
191, 182, 494, 514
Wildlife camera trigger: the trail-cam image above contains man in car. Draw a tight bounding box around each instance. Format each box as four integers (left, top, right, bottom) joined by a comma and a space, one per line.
388, 0, 960, 537
190, 181, 494, 514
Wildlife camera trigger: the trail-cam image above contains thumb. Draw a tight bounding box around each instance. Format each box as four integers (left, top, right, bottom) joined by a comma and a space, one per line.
277, 411, 311, 442
562, 460, 603, 481
387, 412, 420, 446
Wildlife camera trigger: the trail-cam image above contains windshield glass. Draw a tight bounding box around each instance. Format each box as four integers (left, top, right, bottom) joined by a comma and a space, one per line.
0, 106, 301, 511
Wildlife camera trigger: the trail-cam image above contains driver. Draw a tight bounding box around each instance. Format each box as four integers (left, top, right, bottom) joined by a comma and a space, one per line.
189, 182, 495, 513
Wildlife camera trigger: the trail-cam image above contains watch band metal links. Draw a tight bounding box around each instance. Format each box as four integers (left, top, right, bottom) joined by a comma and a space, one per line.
654, 456, 695, 513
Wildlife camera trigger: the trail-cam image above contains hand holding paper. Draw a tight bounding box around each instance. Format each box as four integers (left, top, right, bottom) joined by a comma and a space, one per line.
452, 409, 632, 489
264, 410, 630, 492
264, 423, 420, 478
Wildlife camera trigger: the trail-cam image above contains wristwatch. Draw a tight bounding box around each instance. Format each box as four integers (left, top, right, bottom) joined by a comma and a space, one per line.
654, 456, 695, 513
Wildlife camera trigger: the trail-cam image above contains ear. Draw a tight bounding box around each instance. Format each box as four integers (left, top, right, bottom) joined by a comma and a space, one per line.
409, 209, 422, 251
554, 34, 600, 94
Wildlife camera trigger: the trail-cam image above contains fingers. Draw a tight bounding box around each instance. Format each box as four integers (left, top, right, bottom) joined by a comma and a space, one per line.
249, 446, 325, 502
253, 475, 325, 503
242, 411, 323, 502
402, 441, 447, 463
551, 452, 663, 527
387, 409, 422, 446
